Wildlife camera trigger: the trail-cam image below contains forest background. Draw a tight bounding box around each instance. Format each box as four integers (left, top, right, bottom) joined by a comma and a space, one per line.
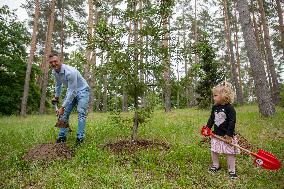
0, 0, 283, 117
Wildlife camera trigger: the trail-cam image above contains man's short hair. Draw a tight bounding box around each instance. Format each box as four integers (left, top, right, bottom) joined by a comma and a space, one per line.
49, 53, 59, 58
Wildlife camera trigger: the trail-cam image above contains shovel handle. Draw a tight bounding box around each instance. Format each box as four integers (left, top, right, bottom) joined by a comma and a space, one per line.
211, 133, 253, 155
53, 102, 58, 112
202, 126, 255, 155
53, 102, 60, 119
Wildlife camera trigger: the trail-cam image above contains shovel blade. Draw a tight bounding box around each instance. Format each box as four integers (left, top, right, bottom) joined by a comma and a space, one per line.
253, 149, 282, 170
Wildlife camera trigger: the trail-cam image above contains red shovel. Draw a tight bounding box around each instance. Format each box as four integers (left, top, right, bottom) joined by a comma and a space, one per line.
201, 126, 282, 170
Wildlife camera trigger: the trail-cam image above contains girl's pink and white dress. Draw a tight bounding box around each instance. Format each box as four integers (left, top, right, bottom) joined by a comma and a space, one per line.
210, 136, 240, 154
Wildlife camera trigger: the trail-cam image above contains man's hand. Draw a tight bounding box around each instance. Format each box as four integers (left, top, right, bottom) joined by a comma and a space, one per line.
57, 107, 65, 116
223, 135, 232, 144
51, 97, 59, 105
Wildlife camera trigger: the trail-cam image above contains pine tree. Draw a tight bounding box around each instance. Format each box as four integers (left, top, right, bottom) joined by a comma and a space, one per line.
236, 0, 275, 116
39, 0, 56, 114
21, 0, 40, 116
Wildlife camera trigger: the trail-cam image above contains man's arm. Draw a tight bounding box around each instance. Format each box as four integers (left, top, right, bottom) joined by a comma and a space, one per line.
62, 72, 78, 108
55, 75, 63, 98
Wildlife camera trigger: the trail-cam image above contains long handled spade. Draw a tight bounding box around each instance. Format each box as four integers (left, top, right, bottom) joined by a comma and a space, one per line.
53, 102, 59, 118
201, 126, 282, 170
52, 102, 72, 131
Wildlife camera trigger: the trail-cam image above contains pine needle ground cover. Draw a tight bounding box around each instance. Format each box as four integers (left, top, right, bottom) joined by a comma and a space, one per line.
0, 105, 283, 188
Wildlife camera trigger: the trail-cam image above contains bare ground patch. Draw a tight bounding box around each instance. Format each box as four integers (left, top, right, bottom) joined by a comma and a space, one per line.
22, 143, 73, 162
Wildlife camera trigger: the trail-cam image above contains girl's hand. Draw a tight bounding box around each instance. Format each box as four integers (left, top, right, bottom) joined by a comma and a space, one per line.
223, 135, 232, 144
202, 125, 210, 136
203, 128, 208, 135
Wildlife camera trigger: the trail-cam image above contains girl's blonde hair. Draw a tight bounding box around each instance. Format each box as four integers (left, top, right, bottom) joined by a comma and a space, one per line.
212, 81, 235, 104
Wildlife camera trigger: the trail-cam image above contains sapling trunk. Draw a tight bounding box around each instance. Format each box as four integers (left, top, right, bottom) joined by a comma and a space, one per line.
131, 93, 139, 142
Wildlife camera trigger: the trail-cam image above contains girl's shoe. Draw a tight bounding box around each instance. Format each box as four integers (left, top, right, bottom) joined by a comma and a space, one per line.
208, 166, 220, 173
229, 171, 238, 179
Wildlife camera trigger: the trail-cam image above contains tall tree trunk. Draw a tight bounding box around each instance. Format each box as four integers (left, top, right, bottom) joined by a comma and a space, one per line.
251, 0, 273, 95
131, 1, 140, 141
60, 0, 64, 62
236, 0, 275, 116
233, 1, 243, 92
84, 0, 99, 112
84, 0, 94, 79
162, 0, 171, 112
257, 0, 280, 104
89, 6, 99, 112
145, 35, 149, 85
176, 36, 180, 109
122, 89, 128, 112
131, 95, 139, 142
37, 18, 50, 90
223, 0, 243, 104
114, 82, 118, 111
275, 0, 284, 58
102, 56, 108, 112
39, 0, 56, 114
182, 4, 189, 108
139, 0, 145, 107
20, 0, 40, 116
122, 19, 132, 112
251, 1, 261, 50
96, 88, 101, 112
194, 0, 198, 64
190, 0, 198, 107
88, 52, 96, 112
102, 74, 108, 112
259, 19, 273, 91
251, 0, 272, 96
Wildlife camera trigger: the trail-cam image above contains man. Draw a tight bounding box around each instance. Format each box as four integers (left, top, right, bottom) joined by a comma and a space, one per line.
49, 53, 90, 144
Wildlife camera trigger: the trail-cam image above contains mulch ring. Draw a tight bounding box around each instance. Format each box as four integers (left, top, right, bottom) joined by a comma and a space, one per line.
100, 139, 170, 154
22, 143, 73, 162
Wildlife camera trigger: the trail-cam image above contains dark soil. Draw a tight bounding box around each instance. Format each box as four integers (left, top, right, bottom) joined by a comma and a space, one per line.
101, 139, 170, 154
23, 143, 73, 162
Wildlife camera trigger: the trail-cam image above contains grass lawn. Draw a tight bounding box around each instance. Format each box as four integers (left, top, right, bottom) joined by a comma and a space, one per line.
0, 105, 283, 189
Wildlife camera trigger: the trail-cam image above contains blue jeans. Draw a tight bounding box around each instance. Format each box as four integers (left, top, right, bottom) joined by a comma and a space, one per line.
58, 88, 90, 140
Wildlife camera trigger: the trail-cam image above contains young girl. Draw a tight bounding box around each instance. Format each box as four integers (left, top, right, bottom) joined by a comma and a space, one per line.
206, 81, 240, 179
